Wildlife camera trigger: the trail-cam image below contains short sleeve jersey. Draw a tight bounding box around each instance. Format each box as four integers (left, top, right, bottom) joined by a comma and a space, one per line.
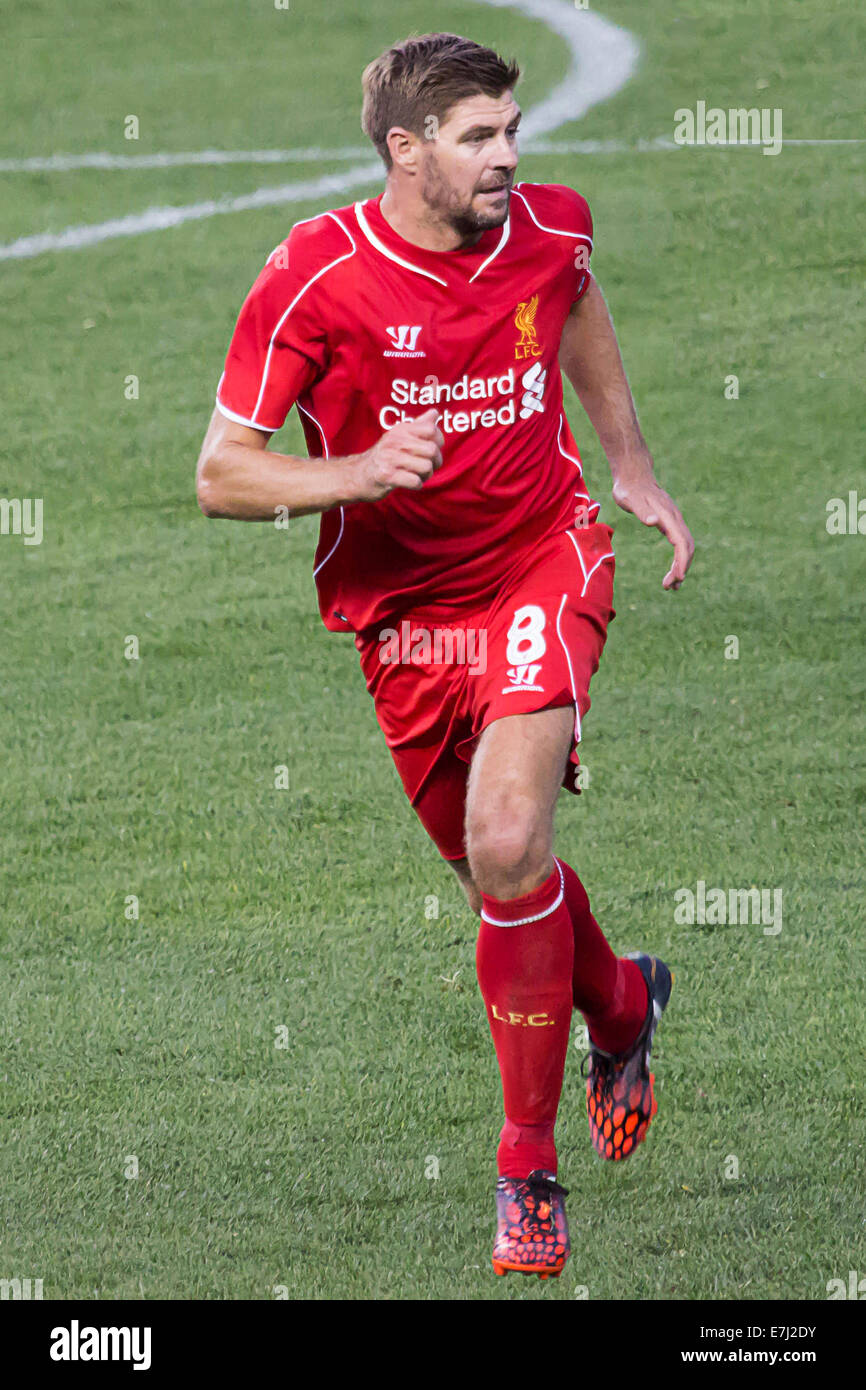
217, 182, 599, 633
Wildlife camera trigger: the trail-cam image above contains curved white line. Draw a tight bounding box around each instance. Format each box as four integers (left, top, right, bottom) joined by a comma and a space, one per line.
353, 199, 448, 286
512, 185, 593, 243
566, 530, 589, 584
480, 861, 565, 926
296, 401, 347, 581
468, 216, 511, 282
249, 212, 356, 425
554, 592, 582, 744
312, 507, 345, 579
0, 165, 383, 262
214, 398, 267, 430
580, 551, 615, 599
0, 1, 639, 260
473, 0, 639, 138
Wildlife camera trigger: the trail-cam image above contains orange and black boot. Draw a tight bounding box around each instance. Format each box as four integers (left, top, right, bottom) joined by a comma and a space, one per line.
491, 1170, 570, 1279
584, 952, 673, 1161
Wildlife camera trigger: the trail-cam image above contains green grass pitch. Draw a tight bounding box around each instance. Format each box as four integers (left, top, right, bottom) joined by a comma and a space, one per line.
1, 0, 864, 1299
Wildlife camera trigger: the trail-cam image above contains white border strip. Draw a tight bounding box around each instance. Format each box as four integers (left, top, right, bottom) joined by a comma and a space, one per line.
353, 199, 448, 286
246, 211, 356, 425
554, 590, 582, 744
480, 859, 566, 926
512, 185, 593, 244
300, 402, 347, 581
468, 217, 511, 282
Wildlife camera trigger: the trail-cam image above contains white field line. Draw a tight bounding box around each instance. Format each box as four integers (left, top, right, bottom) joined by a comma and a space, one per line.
476, 0, 639, 138
534, 136, 866, 150
0, 147, 375, 172
0, 136, 860, 174
0, 0, 638, 260
0, 165, 384, 261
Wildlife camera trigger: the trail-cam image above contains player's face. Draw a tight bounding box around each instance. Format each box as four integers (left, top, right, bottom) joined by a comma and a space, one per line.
420, 92, 520, 237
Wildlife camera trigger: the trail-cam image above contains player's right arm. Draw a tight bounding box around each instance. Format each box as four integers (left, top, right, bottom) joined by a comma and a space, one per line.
196, 406, 443, 520
197, 227, 442, 520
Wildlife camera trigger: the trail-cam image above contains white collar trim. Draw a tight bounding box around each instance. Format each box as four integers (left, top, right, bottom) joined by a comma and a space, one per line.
354, 200, 448, 286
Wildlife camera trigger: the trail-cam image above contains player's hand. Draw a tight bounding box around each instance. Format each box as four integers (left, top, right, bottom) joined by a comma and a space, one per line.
351, 409, 444, 501
612, 471, 695, 589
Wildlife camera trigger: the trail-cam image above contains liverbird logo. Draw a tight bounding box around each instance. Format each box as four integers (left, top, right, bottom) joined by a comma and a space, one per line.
514, 294, 543, 360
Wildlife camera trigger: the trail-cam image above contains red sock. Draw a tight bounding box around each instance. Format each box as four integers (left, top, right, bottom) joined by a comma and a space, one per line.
476, 864, 574, 1179
556, 857, 648, 1054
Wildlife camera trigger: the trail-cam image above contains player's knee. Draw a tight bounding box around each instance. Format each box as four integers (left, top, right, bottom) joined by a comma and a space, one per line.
465, 809, 550, 899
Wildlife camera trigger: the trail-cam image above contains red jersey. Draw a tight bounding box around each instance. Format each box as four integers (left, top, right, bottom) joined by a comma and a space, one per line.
216, 181, 600, 633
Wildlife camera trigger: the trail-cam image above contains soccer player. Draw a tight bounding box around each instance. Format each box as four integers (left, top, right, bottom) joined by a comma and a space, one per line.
196, 32, 694, 1279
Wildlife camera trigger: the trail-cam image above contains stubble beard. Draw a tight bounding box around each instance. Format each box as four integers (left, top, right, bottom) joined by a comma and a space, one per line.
420, 154, 511, 241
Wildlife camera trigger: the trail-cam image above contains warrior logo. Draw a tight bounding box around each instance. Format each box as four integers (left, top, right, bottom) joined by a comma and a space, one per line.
384, 325, 425, 357
504, 663, 544, 691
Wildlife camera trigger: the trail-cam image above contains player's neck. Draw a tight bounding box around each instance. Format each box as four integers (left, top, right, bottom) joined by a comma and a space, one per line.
378, 187, 485, 253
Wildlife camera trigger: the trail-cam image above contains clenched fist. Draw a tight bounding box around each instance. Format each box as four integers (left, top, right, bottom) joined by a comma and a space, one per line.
350, 408, 444, 502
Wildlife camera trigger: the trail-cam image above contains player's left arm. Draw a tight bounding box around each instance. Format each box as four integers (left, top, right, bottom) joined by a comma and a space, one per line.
559, 278, 695, 590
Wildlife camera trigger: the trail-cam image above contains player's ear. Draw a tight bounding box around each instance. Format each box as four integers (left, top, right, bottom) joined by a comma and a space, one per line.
386, 126, 420, 174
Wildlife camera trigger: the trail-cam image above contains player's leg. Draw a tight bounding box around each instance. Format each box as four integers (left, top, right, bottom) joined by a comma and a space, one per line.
466, 706, 575, 1171
465, 706, 575, 1276
465, 527, 672, 1269
465, 712, 671, 1171
462, 677, 650, 1066
465, 704, 571, 897
466, 703, 672, 1275
449, 843, 646, 1053
354, 617, 575, 1277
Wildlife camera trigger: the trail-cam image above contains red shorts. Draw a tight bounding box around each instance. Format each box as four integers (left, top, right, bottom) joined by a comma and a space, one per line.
354, 522, 615, 861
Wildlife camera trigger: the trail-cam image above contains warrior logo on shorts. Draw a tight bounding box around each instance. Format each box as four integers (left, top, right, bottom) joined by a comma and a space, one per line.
514, 295, 543, 360
504, 662, 544, 693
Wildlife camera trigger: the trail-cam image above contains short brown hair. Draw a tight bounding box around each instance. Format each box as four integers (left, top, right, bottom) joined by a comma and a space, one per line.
361, 33, 520, 169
